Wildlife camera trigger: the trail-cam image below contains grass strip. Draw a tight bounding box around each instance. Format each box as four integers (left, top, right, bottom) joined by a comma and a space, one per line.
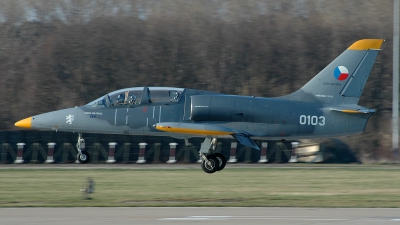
0, 167, 399, 207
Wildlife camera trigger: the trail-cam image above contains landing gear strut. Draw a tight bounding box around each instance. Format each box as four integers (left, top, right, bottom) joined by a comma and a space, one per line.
199, 137, 227, 174
76, 133, 90, 163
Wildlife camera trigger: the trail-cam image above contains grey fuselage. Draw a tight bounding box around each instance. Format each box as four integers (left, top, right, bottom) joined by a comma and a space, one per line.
30, 87, 373, 141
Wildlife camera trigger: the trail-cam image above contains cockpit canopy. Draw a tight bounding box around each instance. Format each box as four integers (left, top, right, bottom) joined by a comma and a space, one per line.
86, 87, 184, 108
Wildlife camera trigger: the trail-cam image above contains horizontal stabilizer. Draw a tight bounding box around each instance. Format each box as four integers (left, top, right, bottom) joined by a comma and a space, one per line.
232, 134, 260, 150
330, 106, 376, 114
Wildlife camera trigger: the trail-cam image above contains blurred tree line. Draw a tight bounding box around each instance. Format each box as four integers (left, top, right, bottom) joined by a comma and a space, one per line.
0, 0, 394, 160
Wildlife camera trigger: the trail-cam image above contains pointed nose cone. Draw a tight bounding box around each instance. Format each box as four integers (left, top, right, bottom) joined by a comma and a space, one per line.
15, 117, 32, 129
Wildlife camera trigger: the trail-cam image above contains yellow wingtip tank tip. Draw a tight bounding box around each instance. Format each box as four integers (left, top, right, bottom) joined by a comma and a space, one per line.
348, 39, 384, 50
15, 117, 32, 129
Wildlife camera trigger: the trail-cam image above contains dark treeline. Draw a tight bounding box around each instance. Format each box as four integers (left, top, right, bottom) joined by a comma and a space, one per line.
0, 0, 394, 160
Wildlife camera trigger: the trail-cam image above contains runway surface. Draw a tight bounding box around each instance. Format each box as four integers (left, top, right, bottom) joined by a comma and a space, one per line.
1, 207, 399, 225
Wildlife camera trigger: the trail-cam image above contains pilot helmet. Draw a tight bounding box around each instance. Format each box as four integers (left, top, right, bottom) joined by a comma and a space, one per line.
117, 94, 124, 103
128, 95, 136, 104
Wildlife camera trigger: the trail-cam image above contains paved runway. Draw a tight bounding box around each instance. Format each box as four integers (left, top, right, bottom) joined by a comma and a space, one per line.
1, 207, 399, 225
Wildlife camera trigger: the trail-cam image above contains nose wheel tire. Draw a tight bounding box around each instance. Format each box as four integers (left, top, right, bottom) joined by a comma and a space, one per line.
201, 155, 220, 174
213, 153, 227, 171
77, 151, 90, 164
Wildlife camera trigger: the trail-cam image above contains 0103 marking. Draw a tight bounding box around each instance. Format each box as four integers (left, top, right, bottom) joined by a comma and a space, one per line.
299, 115, 325, 126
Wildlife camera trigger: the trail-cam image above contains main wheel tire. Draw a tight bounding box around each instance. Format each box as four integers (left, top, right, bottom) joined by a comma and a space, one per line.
201, 155, 219, 174
77, 151, 90, 164
213, 153, 227, 171
208, 155, 221, 171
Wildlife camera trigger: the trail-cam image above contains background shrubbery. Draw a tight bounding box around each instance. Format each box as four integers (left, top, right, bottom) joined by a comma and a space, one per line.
0, 0, 394, 160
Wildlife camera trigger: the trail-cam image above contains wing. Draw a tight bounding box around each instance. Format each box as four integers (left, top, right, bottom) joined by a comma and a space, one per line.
154, 122, 260, 150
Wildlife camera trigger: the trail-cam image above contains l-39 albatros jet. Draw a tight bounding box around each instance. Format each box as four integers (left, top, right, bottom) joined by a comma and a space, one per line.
15, 39, 383, 173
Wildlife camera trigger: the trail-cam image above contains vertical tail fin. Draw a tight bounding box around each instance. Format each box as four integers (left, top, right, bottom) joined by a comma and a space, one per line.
284, 39, 384, 105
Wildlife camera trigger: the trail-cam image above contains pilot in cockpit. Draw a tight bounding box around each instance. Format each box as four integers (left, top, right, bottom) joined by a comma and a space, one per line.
115, 93, 137, 105
116, 94, 125, 105
127, 95, 136, 104
171, 91, 180, 102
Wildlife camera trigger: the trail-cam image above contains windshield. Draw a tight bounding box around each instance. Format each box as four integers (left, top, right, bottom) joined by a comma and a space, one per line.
86, 87, 184, 107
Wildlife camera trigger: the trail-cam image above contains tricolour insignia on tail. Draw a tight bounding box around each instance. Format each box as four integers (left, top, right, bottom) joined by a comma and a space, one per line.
334, 66, 349, 81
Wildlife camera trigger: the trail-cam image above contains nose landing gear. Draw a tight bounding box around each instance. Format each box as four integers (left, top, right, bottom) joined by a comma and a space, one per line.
199, 137, 227, 174
200, 154, 219, 173
76, 133, 90, 164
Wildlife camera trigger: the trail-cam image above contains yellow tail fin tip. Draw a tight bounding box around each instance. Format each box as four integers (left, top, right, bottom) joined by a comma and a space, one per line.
348, 39, 384, 50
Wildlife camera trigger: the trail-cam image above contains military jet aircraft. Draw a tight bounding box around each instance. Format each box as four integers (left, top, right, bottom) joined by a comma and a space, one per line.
15, 39, 383, 173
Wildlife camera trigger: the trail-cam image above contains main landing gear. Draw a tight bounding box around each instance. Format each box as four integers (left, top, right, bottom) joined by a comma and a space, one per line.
74, 133, 226, 169
199, 137, 227, 174
76, 133, 90, 163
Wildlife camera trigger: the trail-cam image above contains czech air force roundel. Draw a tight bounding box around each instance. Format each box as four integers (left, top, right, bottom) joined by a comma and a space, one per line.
334, 66, 349, 81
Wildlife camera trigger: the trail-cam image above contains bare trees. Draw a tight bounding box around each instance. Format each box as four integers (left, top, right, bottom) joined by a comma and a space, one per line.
0, 0, 393, 157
